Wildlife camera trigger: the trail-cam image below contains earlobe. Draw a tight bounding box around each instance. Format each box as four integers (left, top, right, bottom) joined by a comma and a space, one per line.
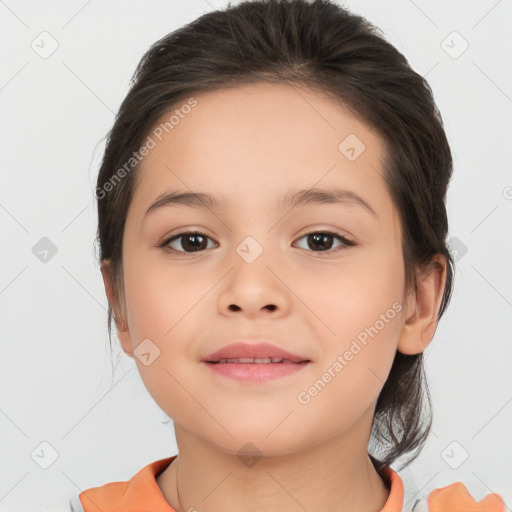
397, 255, 448, 355
100, 260, 134, 358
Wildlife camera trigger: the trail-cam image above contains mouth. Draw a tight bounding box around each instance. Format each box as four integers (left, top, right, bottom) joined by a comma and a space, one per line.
202, 341, 310, 364
205, 357, 310, 364
201, 341, 311, 382
202, 358, 311, 382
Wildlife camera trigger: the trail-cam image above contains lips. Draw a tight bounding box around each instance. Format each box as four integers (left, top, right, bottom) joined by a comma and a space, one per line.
214, 357, 298, 364
203, 341, 310, 364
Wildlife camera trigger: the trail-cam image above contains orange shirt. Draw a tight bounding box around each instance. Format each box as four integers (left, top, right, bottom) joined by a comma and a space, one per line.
70, 456, 505, 512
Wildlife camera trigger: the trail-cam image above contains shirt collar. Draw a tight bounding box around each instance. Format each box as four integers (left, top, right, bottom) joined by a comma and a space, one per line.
81, 455, 404, 511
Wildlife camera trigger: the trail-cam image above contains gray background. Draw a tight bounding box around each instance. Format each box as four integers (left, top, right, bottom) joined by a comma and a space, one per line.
1, 0, 511, 510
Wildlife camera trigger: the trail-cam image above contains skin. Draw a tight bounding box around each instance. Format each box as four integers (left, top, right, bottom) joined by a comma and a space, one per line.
101, 82, 447, 512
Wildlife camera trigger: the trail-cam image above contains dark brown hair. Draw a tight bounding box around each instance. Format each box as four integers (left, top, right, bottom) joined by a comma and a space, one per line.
95, 0, 454, 473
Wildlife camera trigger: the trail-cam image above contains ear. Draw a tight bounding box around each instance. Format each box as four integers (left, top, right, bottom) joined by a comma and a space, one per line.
397, 254, 448, 355
100, 260, 134, 358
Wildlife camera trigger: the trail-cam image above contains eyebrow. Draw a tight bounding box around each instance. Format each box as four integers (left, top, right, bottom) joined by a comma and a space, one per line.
144, 187, 378, 219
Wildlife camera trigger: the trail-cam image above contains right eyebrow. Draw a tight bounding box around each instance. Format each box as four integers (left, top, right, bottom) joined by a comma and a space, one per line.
144, 191, 228, 219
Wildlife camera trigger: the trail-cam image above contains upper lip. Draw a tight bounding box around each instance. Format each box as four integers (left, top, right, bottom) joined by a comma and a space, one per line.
202, 342, 310, 363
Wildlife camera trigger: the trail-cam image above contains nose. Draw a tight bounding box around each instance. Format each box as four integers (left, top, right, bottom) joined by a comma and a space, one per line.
217, 251, 292, 319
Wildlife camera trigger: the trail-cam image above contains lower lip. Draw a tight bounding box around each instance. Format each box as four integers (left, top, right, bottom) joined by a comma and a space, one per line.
202, 361, 310, 382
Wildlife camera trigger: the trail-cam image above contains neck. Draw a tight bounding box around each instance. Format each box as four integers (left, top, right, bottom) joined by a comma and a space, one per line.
156, 425, 390, 512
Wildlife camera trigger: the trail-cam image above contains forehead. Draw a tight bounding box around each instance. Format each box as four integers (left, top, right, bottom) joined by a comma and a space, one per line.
131, 82, 391, 218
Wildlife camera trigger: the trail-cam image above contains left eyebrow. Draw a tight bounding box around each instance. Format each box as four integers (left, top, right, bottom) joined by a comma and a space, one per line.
280, 187, 378, 218
144, 187, 378, 220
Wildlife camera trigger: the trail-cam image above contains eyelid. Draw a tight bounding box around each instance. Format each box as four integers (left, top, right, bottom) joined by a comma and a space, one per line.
159, 230, 217, 251
293, 230, 355, 252
295, 225, 354, 241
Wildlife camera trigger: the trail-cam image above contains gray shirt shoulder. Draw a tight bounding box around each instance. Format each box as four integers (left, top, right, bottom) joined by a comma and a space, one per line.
69, 494, 85, 512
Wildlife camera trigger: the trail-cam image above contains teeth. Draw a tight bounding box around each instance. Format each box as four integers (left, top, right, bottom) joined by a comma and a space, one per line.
217, 357, 290, 364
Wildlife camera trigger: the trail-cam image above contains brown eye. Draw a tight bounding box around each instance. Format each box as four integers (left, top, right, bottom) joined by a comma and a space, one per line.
294, 231, 354, 253
162, 231, 215, 253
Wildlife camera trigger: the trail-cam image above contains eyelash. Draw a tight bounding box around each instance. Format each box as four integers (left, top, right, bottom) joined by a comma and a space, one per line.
159, 229, 355, 255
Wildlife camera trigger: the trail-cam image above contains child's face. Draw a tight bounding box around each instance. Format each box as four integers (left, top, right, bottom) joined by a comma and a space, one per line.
108, 82, 417, 455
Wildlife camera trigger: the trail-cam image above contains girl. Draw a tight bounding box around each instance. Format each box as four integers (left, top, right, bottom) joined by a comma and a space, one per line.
70, 1, 506, 510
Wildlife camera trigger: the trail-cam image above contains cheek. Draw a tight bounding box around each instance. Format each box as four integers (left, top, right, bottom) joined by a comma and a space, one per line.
122, 257, 207, 419
123, 254, 207, 341
301, 248, 404, 335
302, 249, 404, 386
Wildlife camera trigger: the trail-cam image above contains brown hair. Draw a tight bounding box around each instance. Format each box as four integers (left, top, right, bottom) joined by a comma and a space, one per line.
95, 0, 454, 473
